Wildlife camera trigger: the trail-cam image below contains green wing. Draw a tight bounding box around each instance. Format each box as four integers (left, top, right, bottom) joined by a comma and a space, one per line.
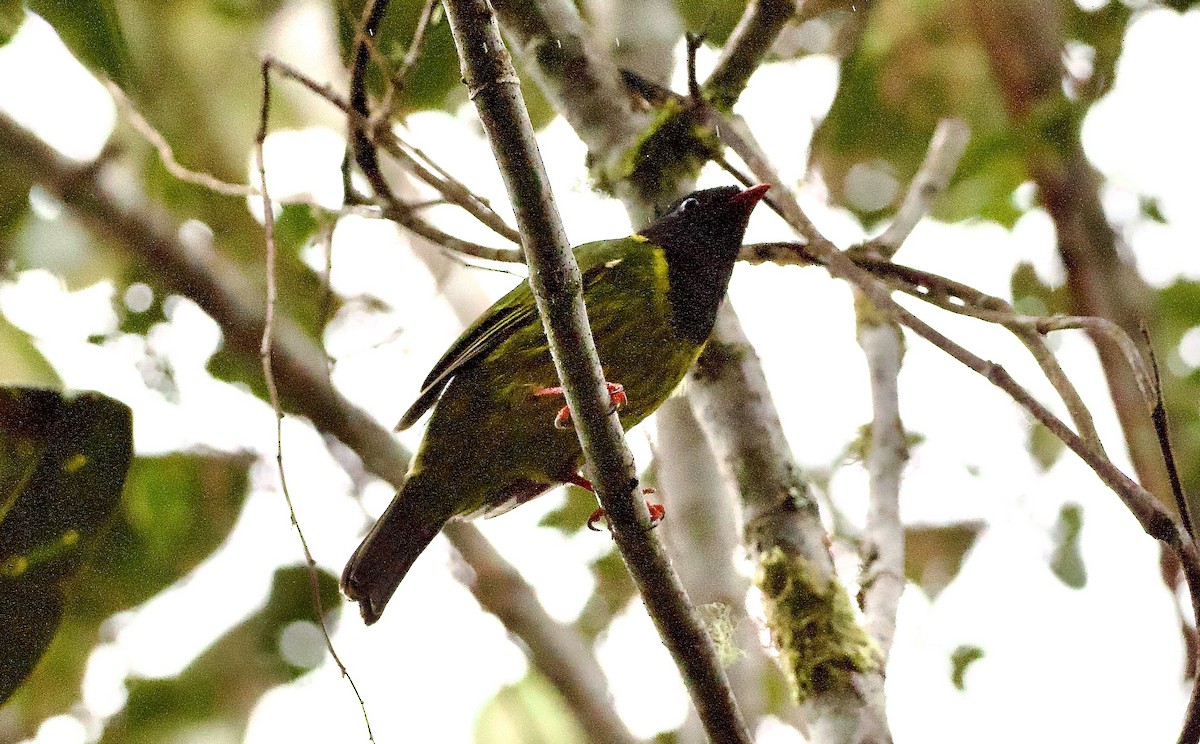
394, 239, 631, 431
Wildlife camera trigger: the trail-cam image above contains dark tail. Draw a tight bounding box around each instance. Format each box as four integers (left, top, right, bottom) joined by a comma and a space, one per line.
341, 479, 449, 625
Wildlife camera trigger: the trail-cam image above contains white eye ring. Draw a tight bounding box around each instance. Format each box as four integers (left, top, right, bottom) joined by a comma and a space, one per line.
677, 197, 698, 214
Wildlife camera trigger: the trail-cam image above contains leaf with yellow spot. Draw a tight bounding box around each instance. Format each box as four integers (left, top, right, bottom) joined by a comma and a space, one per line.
0, 386, 133, 705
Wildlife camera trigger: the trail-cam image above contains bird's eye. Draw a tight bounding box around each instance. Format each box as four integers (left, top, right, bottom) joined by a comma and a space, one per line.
677, 197, 698, 214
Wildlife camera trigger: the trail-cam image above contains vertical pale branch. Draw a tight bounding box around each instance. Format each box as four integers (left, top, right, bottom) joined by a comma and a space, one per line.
854, 300, 907, 662
440, 2, 753, 742
855, 118, 969, 662
688, 306, 886, 744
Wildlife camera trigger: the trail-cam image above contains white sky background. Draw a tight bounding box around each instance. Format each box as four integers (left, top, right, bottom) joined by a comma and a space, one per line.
2, 2, 1199, 743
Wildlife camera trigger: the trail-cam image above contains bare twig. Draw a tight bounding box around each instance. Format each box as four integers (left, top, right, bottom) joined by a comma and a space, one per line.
0, 109, 633, 744
262, 57, 523, 261
442, 1, 752, 741
348, 0, 397, 203
1144, 332, 1193, 540
872, 118, 970, 257
255, 61, 375, 743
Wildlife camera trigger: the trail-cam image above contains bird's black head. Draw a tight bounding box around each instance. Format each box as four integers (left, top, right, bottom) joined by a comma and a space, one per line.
638, 184, 769, 344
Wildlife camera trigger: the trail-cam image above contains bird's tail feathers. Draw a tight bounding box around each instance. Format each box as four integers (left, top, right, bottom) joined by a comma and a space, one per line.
341, 478, 449, 625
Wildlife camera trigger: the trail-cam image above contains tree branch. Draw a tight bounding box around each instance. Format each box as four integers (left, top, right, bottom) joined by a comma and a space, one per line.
441, 2, 752, 741
704, 0, 797, 110
0, 109, 634, 744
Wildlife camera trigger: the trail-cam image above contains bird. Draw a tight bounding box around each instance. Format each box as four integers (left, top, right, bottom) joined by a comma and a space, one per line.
341, 183, 770, 624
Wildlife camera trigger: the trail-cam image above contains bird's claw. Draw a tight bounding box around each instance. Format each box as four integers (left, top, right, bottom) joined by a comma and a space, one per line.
586, 493, 664, 532
536, 381, 627, 430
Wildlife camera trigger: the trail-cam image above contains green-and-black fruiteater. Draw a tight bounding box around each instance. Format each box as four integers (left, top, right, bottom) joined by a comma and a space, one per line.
342, 184, 770, 624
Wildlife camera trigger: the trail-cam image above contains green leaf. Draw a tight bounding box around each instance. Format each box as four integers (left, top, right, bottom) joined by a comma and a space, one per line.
99, 566, 342, 744
474, 672, 589, 744
1027, 421, 1065, 472
338, 0, 463, 114
809, 0, 1027, 227
0, 386, 133, 705
3, 450, 253, 733
537, 484, 598, 535
1049, 502, 1086, 589
0, 0, 24, 45
574, 548, 636, 640
949, 644, 984, 690
904, 521, 984, 600
0, 314, 60, 387
1009, 262, 1071, 317
27, 0, 132, 87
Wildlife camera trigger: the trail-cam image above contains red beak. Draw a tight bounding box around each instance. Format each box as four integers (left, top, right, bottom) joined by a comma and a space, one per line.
731, 183, 770, 210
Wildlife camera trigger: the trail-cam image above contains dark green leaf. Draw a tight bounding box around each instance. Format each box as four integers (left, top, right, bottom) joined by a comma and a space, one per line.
0, 0, 23, 45
0, 387, 133, 704
1049, 502, 1086, 589
27, 0, 132, 87
3, 450, 253, 732
99, 566, 341, 744
338, 0, 463, 114
574, 548, 636, 640
949, 644, 984, 690
1010, 262, 1071, 317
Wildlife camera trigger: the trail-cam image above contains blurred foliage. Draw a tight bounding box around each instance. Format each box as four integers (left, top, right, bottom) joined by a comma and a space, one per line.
904, 521, 983, 600
0, 314, 60, 387
1049, 502, 1086, 590
3, 449, 253, 736
809, 0, 1132, 228
474, 672, 589, 744
99, 565, 341, 744
27, 0, 132, 86
949, 644, 984, 690
0, 387, 132, 705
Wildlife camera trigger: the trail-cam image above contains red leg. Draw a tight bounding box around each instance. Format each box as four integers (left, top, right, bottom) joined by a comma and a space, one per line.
534, 382, 627, 430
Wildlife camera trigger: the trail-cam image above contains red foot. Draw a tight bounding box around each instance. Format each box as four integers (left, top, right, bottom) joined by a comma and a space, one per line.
565, 473, 663, 532
534, 382, 627, 430
587, 502, 665, 532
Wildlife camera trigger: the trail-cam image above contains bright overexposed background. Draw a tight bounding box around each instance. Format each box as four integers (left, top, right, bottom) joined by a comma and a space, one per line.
2, 3, 1199, 743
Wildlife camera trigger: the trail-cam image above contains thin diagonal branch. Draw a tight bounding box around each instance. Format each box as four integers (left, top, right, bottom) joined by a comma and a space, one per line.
255, 61, 375, 743
442, 2, 752, 741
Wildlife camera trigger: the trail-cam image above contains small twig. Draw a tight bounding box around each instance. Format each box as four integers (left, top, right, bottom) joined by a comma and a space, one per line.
105, 80, 255, 198
685, 31, 705, 104
872, 118, 970, 257
255, 61, 375, 743
443, 2, 752, 741
262, 57, 523, 261
856, 119, 968, 666
348, 0, 398, 203
1143, 329, 1192, 539
398, 0, 439, 83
